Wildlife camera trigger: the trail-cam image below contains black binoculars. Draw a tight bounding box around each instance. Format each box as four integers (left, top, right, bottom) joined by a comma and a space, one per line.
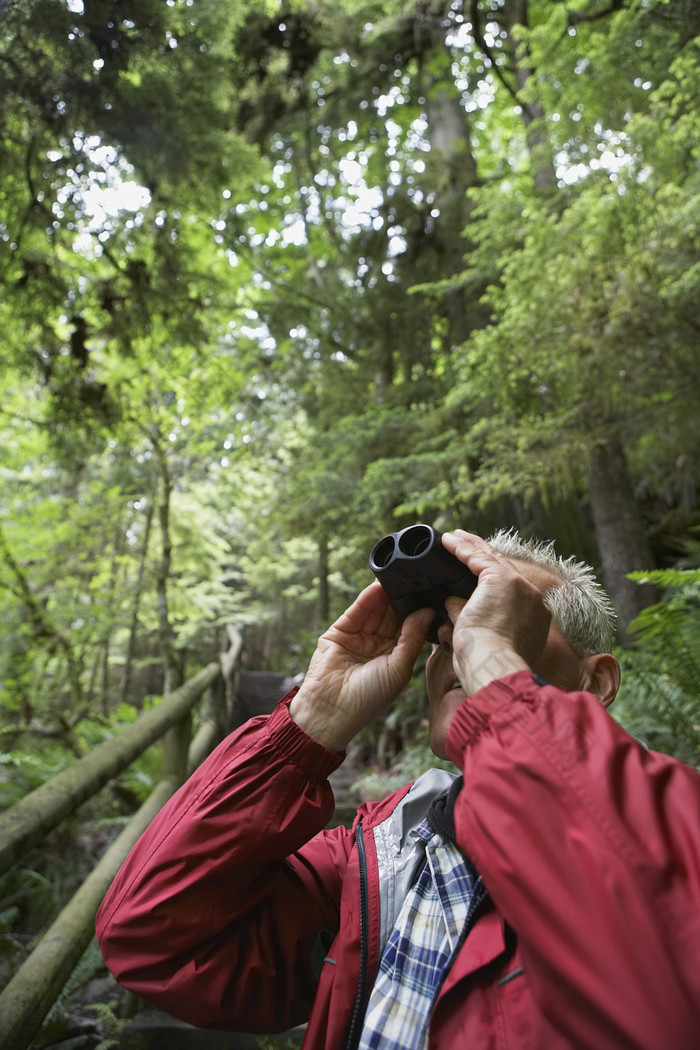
369, 524, 477, 643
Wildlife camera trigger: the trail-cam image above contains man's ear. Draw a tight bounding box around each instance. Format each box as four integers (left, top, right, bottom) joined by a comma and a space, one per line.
583, 653, 621, 708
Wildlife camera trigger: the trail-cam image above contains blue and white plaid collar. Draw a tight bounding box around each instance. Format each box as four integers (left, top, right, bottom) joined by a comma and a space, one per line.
359, 819, 486, 1050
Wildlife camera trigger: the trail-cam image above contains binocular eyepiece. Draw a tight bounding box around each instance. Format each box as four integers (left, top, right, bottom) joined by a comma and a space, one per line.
369, 524, 477, 643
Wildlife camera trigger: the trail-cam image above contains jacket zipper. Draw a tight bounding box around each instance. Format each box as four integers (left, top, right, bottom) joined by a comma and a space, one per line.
344, 822, 369, 1050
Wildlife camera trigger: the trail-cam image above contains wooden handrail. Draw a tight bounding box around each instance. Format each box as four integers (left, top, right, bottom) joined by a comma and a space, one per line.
0, 626, 244, 1050
0, 778, 177, 1050
0, 662, 220, 876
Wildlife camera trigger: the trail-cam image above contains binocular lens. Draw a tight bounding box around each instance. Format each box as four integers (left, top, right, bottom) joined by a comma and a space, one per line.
397, 525, 433, 559
370, 536, 397, 569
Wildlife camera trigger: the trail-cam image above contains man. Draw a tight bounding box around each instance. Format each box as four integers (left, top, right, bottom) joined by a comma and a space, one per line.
96, 529, 700, 1049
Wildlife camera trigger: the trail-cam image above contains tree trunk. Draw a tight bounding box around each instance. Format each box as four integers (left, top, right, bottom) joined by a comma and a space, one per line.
119, 496, 155, 706
100, 522, 123, 715
423, 40, 482, 345
586, 435, 659, 632
498, 0, 558, 193
151, 434, 182, 695
318, 533, 330, 626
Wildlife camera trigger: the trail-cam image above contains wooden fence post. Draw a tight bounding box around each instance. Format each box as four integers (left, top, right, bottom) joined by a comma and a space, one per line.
221, 624, 243, 730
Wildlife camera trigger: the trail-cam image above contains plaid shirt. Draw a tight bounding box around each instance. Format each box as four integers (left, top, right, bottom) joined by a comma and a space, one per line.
358, 820, 486, 1050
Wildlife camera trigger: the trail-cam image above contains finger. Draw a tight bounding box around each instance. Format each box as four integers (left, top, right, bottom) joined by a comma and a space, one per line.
333, 582, 398, 638
387, 606, 435, 684
444, 528, 493, 549
365, 582, 404, 639
442, 529, 496, 557
441, 530, 502, 576
402, 605, 436, 644
444, 595, 468, 623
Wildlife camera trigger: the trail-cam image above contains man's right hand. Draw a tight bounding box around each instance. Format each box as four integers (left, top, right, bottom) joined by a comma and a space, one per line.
289, 582, 434, 752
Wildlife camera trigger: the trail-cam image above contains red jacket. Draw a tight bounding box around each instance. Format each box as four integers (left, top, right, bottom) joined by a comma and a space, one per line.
96, 672, 700, 1049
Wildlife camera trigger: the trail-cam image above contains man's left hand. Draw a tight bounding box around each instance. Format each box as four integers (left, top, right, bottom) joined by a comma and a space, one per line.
440, 530, 551, 695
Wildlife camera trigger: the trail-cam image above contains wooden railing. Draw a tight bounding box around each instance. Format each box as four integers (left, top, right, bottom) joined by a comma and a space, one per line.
0, 626, 243, 1050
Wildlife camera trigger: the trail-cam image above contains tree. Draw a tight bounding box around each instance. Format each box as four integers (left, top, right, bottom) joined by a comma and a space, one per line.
407, 1, 700, 625
0, 0, 265, 724
2, 0, 699, 722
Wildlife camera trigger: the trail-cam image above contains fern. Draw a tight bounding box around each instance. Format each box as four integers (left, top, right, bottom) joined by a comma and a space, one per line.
0, 904, 20, 930
86, 1002, 130, 1050
627, 568, 700, 589
613, 566, 700, 768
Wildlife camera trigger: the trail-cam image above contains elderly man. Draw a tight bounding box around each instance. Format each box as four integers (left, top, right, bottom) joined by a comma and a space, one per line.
96, 529, 700, 1050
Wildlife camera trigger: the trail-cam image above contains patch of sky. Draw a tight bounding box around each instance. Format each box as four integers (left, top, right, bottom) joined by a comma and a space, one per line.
52, 134, 151, 253
555, 125, 639, 187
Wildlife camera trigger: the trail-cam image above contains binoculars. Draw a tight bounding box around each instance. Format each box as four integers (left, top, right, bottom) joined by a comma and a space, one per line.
369, 524, 477, 643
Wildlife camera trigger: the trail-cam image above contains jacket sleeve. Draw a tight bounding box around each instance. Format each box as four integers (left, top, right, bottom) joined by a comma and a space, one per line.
446, 671, 700, 1050
96, 693, 352, 1032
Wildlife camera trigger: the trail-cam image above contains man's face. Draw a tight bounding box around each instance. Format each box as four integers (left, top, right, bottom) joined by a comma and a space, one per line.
424, 560, 589, 759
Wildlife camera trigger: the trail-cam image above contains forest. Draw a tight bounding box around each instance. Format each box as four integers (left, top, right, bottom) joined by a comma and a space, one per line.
1, 0, 699, 1046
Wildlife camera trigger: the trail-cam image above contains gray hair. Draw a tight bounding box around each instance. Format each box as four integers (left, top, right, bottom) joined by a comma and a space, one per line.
488, 529, 617, 655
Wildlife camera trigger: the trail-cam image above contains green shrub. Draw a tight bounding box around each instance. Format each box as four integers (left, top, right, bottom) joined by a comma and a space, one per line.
613, 566, 700, 769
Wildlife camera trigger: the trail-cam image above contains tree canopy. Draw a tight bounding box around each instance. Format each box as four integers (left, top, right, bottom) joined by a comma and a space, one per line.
0, 0, 699, 759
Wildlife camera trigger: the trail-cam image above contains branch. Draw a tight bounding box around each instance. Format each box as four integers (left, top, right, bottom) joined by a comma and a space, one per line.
0, 523, 85, 709
470, 0, 523, 110
544, 1, 628, 54
0, 525, 54, 638
0, 706, 109, 755
566, 0, 627, 27
232, 239, 365, 346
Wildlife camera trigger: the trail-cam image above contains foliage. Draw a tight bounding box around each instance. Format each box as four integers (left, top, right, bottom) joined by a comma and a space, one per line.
425, 14, 700, 516
87, 1001, 131, 1050
33, 938, 128, 1049
2, 0, 699, 721
255, 1036, 304, 1050
613, 563, 700, 768
354, 737, 458, 800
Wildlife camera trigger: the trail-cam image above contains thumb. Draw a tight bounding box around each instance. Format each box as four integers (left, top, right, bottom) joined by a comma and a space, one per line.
393, 606, 435, 666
